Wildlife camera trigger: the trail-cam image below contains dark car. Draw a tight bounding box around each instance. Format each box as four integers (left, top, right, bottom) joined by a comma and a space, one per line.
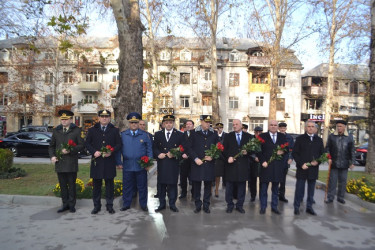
355, 142, 368, 166
5, 126, 53, 138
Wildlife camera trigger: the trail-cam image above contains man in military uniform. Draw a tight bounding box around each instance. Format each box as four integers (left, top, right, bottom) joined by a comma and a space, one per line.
179, 120, 195, 199
85, 110, 122, 215
248, 126, 263, 202
186, 115, 219, 213
49, 110, 84, 213
116, 112, 153, 212
214, 122, 226, 197
153, 115, 187, 212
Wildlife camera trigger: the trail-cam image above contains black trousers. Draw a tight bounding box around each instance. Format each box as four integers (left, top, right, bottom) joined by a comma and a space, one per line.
279, 167, 289, 197
179, 160, 191, 195
159, 184, 178, 208
93, 178, 114, 209
226, 181, 246, 209
248, 163, 259, 199
192, 181, 212, 209
57, 172, 77, 208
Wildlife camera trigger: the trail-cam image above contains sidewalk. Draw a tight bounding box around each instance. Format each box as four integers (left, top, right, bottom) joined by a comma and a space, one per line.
1, 169, 375, 250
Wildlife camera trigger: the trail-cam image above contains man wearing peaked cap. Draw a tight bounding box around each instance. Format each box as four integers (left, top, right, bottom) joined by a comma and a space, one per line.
163, 115, 175, 122
49, 110, 84, 213
98, 110, 111, 116
126, 112, 141, 122
242, 124, 248, 133
200, 115, 212, 123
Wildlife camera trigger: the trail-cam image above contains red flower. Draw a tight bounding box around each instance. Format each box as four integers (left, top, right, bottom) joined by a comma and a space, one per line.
106, 145, 114, 152
280, 142, 289, 149
68, 139, 76, 147
179, 145, 184, 152
141, 156, 149, 163
256, 136, 265, 144
327, 153, 332, 159
217, 142, 224, 151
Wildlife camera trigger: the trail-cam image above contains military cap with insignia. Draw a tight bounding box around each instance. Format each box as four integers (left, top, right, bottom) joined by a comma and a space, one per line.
58, 109, 74, 120
242, 124, 248, 129
98, 110, 111, 116
215, 122, 223, 128
162, 115, 175, 121
200, 115, 212, 122
127, 112, 141, 122
254, 126, 263, 132
278, 122, 287, 127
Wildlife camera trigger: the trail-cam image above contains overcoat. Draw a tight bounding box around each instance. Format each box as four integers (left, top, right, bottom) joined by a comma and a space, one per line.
186, 126, 219, 182
257, 132, 287, 183
222, 131, 252, 182
215, 131, 226, 177
85, 123, 122, 179
292, 133, 324, 180
153, 128, 185, 184
48, 123, 84, 173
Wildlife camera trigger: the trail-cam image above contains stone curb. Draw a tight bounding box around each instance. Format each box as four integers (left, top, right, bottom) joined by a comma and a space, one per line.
287, 169, 375, 212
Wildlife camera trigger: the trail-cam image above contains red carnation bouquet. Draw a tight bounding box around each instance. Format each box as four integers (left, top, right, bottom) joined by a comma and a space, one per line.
202, 142, 224, 161
138, 155, 154, 169
268, 142, 289, 164
234, 136, 265, 159
170, 145, 185, 160
92, 145, 114, 165
56, 139, 77, 160
306, 153, 332, 166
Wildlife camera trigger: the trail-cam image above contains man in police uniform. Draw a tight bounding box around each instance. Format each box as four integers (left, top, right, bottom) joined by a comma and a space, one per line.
85, 110, 122, 214
49, 110, 84, 213
116, 112, 153, 212
186, 115, 219, 213
153, 115, 187, 212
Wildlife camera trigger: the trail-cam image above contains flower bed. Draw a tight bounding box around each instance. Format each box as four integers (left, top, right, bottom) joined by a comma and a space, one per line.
346, 177, 375, 203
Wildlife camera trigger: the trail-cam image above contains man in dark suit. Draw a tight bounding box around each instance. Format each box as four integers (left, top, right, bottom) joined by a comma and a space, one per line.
179, 120, 195, 199
257, 120, 287, 215
214, 122, 226, 197
248, 126, 263, 202
186, 115, 219, 213
223, 119, 252, 214
85, 110, 122, 215
153, 115, 187, 212
292, 121, 324, 215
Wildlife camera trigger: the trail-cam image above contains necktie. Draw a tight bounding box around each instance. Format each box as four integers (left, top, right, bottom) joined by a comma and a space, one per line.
310, 135, 313, 142
204, 131, 207, 136
102, 126, 106, 132
167, 132, 170, 141
132, 131, 135, 136
272, 134, 276, 144
237, 133, 241, 146
187, 131, 190, 137
63, 128, 67, 133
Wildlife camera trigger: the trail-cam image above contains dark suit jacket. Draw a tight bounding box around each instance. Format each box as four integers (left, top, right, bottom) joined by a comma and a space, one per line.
85, 123, 122, 179
292, 133, 324, 180
222, 131, 252, 182
153, 128, 184, 184
257, 132, 287, 182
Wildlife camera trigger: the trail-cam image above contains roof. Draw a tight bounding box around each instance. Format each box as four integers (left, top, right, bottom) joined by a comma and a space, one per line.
302, 63, 369, 80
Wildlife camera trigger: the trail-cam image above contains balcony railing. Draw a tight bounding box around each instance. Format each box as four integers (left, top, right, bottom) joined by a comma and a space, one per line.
78, 82, 101, 92
303, 86, 327, 96
77, 103, 98, 113
248, 56, 271, 66
14, 83, 34, 92
199, 81, 212, 92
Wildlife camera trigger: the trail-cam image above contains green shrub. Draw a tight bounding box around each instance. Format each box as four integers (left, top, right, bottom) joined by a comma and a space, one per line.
0, 167, 26, 179
0, 148, 14, 173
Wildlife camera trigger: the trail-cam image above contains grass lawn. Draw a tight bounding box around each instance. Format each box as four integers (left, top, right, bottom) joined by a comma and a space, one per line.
318, 170, 375, 184
0, 164, 123, 196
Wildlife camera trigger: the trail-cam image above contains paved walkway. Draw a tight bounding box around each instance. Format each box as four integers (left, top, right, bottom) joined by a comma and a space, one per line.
1, 172, 375, 250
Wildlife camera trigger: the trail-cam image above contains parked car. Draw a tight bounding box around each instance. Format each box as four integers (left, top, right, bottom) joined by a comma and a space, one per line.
0, 132, 88, 157
355, 142, 368, 166
5, 126, 53, 138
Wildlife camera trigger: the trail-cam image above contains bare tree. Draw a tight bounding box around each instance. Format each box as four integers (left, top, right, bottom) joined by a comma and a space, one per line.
368, 0, 375, 174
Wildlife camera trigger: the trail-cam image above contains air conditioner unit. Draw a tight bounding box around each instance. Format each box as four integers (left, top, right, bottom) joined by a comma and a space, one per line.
193, 97, 200, 103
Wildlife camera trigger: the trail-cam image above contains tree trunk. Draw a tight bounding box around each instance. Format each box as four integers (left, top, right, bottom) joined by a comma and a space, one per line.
111, 0, 144, 130
366, 0, 375, 174
211, 34, 220, 123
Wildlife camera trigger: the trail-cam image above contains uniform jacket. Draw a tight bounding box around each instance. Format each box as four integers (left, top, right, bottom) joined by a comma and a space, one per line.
326, 130, 355, 169
85, 123, 122, 179
153, 128, 185, 184
257, 132, 287, 183
222, 131, 252, 182
186, 126, 219, 182
292, 133, 324, 180
48, 123, 84, 173
116, 129, 153, 172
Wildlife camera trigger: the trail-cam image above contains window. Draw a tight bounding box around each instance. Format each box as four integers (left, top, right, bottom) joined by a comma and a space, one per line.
180, 49, 191, 61
252, 51, 264, 57
18, 92, 33, 104
160, 72, 170, 85
64, 94, 72, 105
276, 98, 285, 111
84, 95, 97, 104
0, 94, 8, 105
229, 97, 239, 109
278, 76, 286, 87
180, 96, 190, 108
160, 95, 172, 107
349, 102, 358, 113
0, 72, 8, 84
63, 72, 73, 83
45, 94, 53, 105
349, 81, 359, 94
112, 74, 119, 82
252, 73, 268, 84
16, 133, 34, 140
306, 99, 323, 110
256, 96, 264, 107
34, 133, 50, 141
45, 72, 53, 83
229, 51, 240, 62
160, 51, 170, 61
202, 95, 212, 106
180, 73, 190, 85
143, 50, 147, 60
42, 116, 51, 126
228, 119, 234, 132
86, 72, 98, 82
334, 81, 340, 91
229, 73, 240, 86
44, 50, 54, 60
204, 69, 211, 81
22, 74, 33, 83
250, 119, 263, 131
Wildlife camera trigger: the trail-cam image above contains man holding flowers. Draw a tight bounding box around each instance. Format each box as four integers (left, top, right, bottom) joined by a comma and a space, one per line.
153, 115, 187, 212
85, 110, 121, 215
49, 110, 84, 213
257, 120, 288, 215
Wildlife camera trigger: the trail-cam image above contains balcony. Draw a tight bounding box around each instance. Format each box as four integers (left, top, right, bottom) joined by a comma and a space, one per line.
77, 103, 98, 113
199, 81, 212, 93
14, 83, 34, 92
159, 108, 174, 115
247, 56, 271, 67
78, 82, 101, 92
303, 86, 327, 96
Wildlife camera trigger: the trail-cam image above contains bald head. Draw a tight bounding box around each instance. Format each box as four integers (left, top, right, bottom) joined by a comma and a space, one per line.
232, 119, 242, 133
269, 120, 278, 133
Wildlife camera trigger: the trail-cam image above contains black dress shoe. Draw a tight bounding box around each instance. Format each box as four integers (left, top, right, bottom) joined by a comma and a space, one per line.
260, 208, 266, 214
294, 209, 300, 215
250, 197, 256, 202
271, 208, 281, 214
107, 207, 115, 214
153, 194, 159, 198
155, 206, 166, 212
325, 199, 333, 204
194, 208, 201, 213
306, 208, 317, 215
236, 207, 245, 214
57, 206, 69, 213
170, 207, 179, 212
215, 194, 219, 198
120, 206, 130, 211
279, 196, 288, 202
337, 198, 346, 204
91, 207, 101, 214
69, 207, 76, 213
226, 207, 233, 213
141, 207, 148, 212
203, 207, 211, 214
179, 194, 187, 199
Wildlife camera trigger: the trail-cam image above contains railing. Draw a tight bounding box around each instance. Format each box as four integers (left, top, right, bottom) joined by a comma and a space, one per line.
78, 82, 101, 92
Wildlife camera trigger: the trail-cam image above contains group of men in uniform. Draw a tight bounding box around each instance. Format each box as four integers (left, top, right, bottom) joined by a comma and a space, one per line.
49, 109, 355, 216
